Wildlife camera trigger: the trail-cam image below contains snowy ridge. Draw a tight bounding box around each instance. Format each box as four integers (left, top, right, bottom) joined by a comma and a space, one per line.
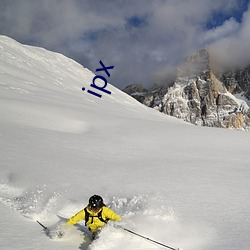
1, 36, 250, 250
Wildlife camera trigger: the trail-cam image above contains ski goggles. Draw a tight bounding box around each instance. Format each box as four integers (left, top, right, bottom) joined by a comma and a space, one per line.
89, 205, 101, 212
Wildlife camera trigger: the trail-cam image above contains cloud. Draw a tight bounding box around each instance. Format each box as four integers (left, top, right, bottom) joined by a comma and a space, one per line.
209, 3, 250, 69
0, 0, 249, 88
200, 18, 240, 45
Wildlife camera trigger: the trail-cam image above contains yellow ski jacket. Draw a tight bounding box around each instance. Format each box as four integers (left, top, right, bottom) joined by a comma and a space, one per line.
67, 206, 121, 233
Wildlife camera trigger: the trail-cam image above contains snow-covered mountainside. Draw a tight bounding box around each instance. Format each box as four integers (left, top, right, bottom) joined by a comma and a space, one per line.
124, 49, 250, 130
217, 65, 250, 100
0, 36, 250, 250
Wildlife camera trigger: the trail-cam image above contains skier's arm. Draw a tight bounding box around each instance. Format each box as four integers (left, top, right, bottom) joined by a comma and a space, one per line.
67, 209, 85, 225
104, 207, 122, 222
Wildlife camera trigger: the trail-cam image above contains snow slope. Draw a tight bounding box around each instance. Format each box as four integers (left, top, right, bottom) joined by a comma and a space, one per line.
0, 35, 250, 250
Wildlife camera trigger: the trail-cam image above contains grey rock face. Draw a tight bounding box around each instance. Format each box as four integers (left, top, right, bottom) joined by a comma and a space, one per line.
123, 49, 250, 130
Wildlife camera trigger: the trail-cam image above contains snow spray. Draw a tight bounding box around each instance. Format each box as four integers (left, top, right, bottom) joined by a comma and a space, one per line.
82, 60, 114, 98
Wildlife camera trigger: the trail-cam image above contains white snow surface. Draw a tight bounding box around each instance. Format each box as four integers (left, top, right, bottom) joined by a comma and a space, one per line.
0, 36, 250, 250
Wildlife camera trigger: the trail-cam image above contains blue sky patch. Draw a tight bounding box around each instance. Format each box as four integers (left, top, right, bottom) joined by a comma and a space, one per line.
206, 0, 249, 29
126, 15, 148, 28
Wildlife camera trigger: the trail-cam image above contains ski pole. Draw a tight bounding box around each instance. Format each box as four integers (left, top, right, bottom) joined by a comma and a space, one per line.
122, 227, 180, 250
37, 220, 48, 231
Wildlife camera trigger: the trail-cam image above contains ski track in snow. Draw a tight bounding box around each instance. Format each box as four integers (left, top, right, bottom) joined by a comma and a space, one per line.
0, 99, 91, 134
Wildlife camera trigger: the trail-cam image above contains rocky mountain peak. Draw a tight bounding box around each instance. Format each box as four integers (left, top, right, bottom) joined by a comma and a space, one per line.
123, 49, 250, 130
177, 49, 210, 78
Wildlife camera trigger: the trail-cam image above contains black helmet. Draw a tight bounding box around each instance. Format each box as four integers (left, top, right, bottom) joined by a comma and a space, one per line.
89, 195, 104, 210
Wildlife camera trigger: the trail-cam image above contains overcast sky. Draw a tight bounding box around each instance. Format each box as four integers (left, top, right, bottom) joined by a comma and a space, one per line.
0, 0, 249, 89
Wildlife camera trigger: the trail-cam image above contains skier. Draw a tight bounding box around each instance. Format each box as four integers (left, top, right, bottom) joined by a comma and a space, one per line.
66, 194, 121, 239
